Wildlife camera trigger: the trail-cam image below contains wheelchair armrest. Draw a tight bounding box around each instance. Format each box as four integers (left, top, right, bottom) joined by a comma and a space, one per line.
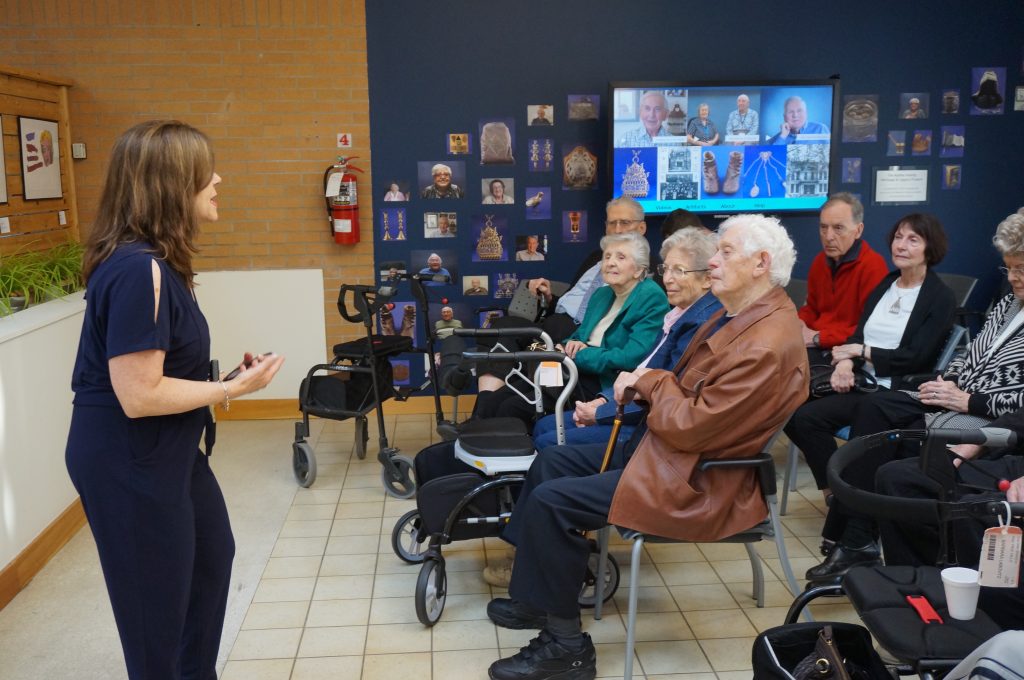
462, 350, 565, 364
698, 454, 776, 497
455, 327, 543, 339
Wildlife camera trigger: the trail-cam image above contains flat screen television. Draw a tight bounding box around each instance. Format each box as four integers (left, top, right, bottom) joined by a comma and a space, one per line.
609, 79, 839, 215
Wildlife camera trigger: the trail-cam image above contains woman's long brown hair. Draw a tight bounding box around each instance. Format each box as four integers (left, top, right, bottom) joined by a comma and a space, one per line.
83, 120, 214, 286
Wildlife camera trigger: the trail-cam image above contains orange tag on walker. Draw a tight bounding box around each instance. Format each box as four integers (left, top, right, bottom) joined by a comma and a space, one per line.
978, 525, 1021, 588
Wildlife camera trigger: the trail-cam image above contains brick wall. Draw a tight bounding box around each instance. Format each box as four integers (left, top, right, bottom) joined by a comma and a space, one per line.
0, 0, 374, 352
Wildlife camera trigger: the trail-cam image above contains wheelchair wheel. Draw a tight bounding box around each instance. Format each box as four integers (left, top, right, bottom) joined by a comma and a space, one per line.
381, 453, 416, 499
292, 441, 316, 488
354, 416, 368, 460
577, 551, 619, 608
415, 557, 447, 626
391, 510, 427, 564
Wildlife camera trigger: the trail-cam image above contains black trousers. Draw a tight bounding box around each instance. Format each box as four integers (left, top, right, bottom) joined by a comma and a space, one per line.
503, 440, 633, 619
876, 454, 1024, 629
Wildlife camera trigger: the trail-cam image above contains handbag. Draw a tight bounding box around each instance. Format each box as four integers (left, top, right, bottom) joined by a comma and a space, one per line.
752, 622, 890, 680
809, 363, 878, 398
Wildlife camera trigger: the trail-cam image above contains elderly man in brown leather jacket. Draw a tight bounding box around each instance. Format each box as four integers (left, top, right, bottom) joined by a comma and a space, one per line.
485, 213, 809, 680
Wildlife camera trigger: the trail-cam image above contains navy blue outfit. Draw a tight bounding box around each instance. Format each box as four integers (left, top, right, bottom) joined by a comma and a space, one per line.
66, 242, 234, 680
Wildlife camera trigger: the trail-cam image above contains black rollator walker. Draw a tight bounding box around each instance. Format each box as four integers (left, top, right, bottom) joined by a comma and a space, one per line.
291, 268, 455, 497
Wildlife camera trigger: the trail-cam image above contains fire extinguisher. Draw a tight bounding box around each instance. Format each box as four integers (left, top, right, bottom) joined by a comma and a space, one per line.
324, 156, 364, 245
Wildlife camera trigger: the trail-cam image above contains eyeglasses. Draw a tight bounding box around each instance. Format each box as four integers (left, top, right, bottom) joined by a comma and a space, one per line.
656, 264, 710, 278
605, 219, 640, 228
999, 266, 1024, 278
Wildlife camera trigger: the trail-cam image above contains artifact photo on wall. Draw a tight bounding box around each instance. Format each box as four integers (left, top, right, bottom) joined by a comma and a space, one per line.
970, 67, 1006, 114
472, 214, 509, 261
841, 94, 879, 142
887, 131, 907, 156
842, 157, 862, 184
493, 272, 520, 299
514, 234, 546, 262
18, 116, 62, 200
524, 186, 551, 219
942, 164, 962, 190
899, 93, 929, 119
479, 118, 515, 164
424, 212, 457, 238
941, 89, 960, 114
911, 130, 932, 156
379, 208, 408, 241
378, 299, 417, 339
462, 276, 489, 296
527, 105, 554, 126
528, 138, 554, 172
417, 161, 466, 199
481, 177, 515, 204
562, 142, 597, 190
940, 126, 965, 157
567, 94, 600, 120
389, 359, 411, 386
562, 210, 588, 242
382, 180, 409, 202
412, 249, 457, 286
447, 132, 472, 155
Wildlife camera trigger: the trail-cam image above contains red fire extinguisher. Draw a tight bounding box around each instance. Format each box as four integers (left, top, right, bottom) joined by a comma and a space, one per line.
324, 156, 364, 245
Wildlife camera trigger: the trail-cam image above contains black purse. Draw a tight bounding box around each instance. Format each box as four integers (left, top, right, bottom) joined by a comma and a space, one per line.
752, 622, 890, 680
808, 363, 879, 398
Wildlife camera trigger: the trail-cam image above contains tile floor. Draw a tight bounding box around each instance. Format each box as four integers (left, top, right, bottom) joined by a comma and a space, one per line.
0, 414, 859, 679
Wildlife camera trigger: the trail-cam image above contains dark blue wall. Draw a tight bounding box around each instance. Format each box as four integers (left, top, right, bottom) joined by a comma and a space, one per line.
367, 0, 1024, 321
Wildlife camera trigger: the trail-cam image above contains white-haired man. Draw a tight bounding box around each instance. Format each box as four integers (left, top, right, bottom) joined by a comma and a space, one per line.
485, 214, 809, 680
420, 163, 464, 198
617, 90, 677, 147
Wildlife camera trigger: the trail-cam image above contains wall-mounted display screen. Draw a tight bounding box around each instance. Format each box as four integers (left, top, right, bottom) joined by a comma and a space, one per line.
609, 80, 839, 214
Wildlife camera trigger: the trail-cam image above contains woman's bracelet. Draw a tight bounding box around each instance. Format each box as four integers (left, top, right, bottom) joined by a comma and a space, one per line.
219, 380, 230, 411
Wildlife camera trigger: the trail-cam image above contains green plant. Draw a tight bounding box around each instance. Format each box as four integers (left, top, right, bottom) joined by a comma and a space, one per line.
0, 240, 84, 316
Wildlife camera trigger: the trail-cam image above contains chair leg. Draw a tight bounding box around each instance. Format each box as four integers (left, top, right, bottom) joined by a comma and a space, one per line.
593, 526, 610, 620
767, 495, 814, 622
743, 543, 765, 607
624, 535, 644, 680
781, 442, 799, 515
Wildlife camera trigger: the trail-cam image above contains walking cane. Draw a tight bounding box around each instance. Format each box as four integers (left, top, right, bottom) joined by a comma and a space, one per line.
598, 386, 636, 474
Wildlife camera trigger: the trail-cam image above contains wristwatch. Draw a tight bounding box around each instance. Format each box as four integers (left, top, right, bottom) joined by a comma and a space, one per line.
812, 332, 820, 347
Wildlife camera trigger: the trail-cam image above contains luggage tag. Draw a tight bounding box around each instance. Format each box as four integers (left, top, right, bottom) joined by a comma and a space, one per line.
978, 501, 1022, 588
537, 362, 564, 387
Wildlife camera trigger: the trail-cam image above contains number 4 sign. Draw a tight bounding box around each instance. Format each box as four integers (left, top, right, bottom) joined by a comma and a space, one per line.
336, 133, 353, 149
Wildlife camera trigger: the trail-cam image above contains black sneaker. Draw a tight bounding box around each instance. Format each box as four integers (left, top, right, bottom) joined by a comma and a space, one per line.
488, 630, 596, 680
487, 598, 548, 630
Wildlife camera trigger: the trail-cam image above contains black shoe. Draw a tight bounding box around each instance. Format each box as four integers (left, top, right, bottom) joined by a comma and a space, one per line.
488, 598, 548, 630
805, 543, 881, 583
488, 630, 596, 680
819, 539, 836, 557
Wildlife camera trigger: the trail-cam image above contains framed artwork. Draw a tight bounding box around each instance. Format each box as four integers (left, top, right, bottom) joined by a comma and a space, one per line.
18, 116, 63, 200
0, 121, 7, 204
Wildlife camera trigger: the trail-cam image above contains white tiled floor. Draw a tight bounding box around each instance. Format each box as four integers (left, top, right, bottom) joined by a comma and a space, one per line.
0, 414, 857, 679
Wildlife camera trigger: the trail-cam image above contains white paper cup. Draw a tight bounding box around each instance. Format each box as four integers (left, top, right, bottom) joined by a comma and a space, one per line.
941, 567, 980, 620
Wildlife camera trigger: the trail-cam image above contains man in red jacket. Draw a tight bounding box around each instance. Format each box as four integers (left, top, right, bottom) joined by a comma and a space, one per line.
798, 193, 888, 354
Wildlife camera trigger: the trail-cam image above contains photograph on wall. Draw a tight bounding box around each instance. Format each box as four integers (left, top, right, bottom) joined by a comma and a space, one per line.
562, 142, 597, 190
942, 164, 962, 190
378, 262, 408, 282
1015, 86, 1024, 112
567, 94, 600, 121
379, 208, 408, 241
382, 180, 409, 202
528, 138, 554, 172
493, 272, 520, 299
841, 94, 879, 142
433, 303, 466, 339
463, 276, 489, 296
527, 105, 554, 126
842, 158, 862, 184
514, 234, 547, 262
524, 186, 551, 220
886, 131, 907, 156
481, 177, 515, 204
424, 211, 457, 238
389, 359, 411, 386
562, 210, 588, 243
447, 132, 472, 156
479, 118, 515, 165
899, 93, 929, 119
941, 89, 960, 114
0, 129, 7, 203
939, 126, 965, 157
970, 67, 1006, 114
411, 248, 457, 286
417, 161, 466, 199
479, 309, 505, 328
471, 214, 509, 262
18, 116, 62, 200
378, 300, 417, 339
910, 130, 932, 156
